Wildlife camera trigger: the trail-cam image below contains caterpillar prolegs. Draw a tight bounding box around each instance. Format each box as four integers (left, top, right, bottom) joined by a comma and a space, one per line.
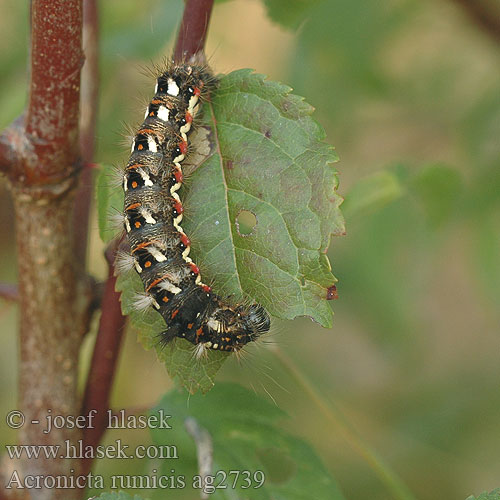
119, 62, 270, 353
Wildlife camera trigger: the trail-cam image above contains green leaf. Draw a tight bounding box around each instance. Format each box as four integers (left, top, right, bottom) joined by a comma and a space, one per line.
261, 0, 324, 30
410, 163, 462, 228
96, 164, 124, 243
343, 169, 404, 219
150, 383, 346, 500
91, 492, 146, 500
110, 69, 343, 393
466, 489, 500, 500
189, 69, 343, 324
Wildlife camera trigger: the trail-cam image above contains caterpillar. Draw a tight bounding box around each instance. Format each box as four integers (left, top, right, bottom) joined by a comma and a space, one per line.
118, 61, 270, 354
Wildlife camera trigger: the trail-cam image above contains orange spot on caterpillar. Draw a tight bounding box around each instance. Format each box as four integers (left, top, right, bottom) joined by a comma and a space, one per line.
126, 164, 141, 170
174, 201, 183, 214
138, 128, 156, 135
202, 285, 211, 293
134, 221, 141, 228
185, 111, 193, 123
173, 167, 183, 184
196, 327, 203, 336
179, 140, 188, 155
193, 87, 201, 96
144, 261, 152, 268
189, 263, 199, 275
146, 273, 176, 292
187, 323, 194, 329
180, 233, 191, 247
151, 99, 161, 104
171, 309, 179, 319
131, 241, 154, 253
162, 296, 169, 303
149, 111, 155, 116
138, 144, 144, 150
131, 181, 138, 188
326, 285, 338, 300
126, 202, 141, 211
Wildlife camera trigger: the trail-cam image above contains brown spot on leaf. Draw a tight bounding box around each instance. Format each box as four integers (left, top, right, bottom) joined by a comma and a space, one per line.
326, 285, 338, 300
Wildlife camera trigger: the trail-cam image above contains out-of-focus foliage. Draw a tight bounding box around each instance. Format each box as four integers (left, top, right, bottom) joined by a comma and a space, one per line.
1, 1, 500, 500
151, 383, 346, 500
467, 490, 500, 500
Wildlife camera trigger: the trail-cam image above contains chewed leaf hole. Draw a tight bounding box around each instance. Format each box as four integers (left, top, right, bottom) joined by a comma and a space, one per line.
235, 209, 257, 236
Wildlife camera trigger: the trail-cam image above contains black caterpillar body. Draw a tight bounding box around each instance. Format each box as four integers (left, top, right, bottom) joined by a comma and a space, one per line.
120, 63, 270, 353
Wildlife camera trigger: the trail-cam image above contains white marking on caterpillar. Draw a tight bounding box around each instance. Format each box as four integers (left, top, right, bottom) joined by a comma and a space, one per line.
108, 211, 127, 232
139, 208, 156, 224
171, 182, 182, 193
154, 81, 158, 93
188, 95, 199, 111
157, 105, 170, 121
144, 108, 149, 120
191, 103, 200, 117
171, 192, 180, 202
123, 175, 128, 192
167, 78, 180, 96
137, 168, 154, 187
147, 136, 158, 152
194, 343, 207, 360
158, 280, 182, 294
115, 250, 136, 274
134, 260, 143, 273
207, 318, 222, 333
173, 152, 185, 162
182, 246, 190, 259
180, 122, 191, 135
147, 246, 167, 262
131, 140, 135, 153
133, 292, 160, 311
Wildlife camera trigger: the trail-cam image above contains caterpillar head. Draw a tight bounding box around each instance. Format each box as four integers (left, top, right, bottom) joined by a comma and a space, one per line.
204, 303, 271, 351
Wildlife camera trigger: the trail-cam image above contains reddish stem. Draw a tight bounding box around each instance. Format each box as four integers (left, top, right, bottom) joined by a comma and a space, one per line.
25, 0, 84, 188
73, 0, 100, 265
0, 283, 19, 302
174, 0, 215, 62
450, 0, 500, 44
81, 254, 125, 475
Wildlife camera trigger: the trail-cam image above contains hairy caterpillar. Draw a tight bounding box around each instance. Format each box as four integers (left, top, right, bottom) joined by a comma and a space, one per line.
119, 62, 270, 353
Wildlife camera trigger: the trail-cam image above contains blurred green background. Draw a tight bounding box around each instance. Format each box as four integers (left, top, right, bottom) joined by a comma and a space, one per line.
1, 0, 500, 499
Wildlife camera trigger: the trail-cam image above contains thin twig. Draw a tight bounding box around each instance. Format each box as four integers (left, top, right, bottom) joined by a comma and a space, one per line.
73, 0, 99, 265
81, 240, 126, 476
450, 0, 500, 44
0, 283, 19, 302
174, 0, 215, 62
185, 417, 214, 500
